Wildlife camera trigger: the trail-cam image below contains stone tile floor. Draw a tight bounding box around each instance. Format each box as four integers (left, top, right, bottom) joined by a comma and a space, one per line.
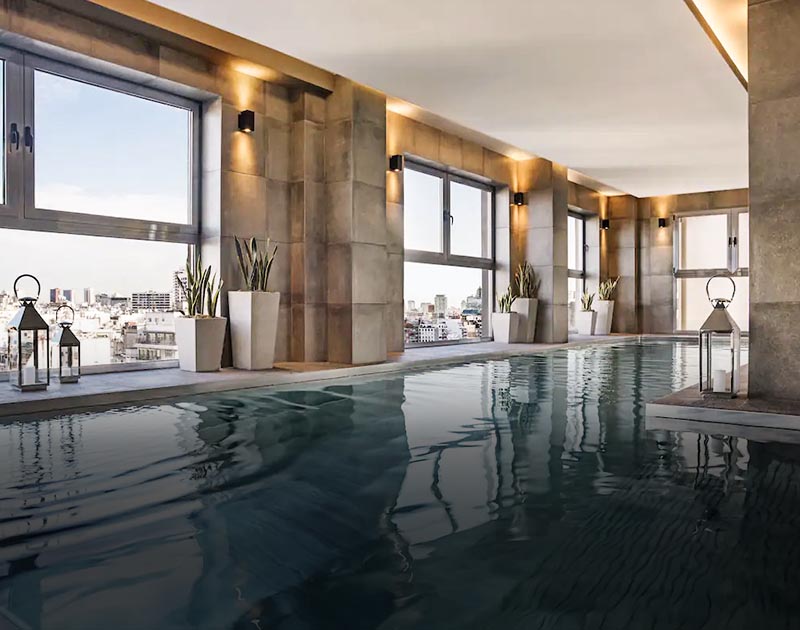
0, 334, 630, 419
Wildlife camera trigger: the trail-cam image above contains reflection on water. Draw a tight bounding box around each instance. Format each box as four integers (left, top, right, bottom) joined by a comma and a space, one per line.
2, 340, 798, 630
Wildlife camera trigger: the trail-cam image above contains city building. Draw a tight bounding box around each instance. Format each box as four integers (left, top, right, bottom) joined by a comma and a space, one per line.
49, 288, 63, 303
131, 291, 171, 312
172, 269, 187, 311
434, 294, 447, 317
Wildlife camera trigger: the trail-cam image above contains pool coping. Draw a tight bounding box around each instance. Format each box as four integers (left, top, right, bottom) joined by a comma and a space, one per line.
0, 334, 643, 420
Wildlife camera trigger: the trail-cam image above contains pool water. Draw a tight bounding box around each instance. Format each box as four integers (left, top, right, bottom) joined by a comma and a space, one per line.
2, 340, 797, 630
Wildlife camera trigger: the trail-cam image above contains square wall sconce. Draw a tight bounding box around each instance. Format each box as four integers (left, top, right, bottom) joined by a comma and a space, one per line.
389, 154, 404, 172
513, 192, 525, 206
238, 109, 255, 133
658, 217, 668, 229
600, 219, 610, 230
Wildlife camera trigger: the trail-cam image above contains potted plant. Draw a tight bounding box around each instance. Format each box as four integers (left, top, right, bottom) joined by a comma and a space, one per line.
492, 286, 520, 343
594, 277, 619, 335
575, 291, 597, 335
510, 262, 539, 343
229, 236, 280, 370
175, 256, 225, 372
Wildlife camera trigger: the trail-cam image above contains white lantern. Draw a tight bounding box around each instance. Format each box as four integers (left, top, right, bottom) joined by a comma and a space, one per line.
698, 275, 741, 399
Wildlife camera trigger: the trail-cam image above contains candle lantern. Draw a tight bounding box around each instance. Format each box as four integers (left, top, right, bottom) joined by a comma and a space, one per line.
699, 275, 741, 399
53, 304, 80, 384
6, 274, 50, 392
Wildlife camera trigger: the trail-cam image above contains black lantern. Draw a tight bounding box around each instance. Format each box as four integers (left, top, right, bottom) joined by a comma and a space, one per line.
699, 275, 741, 399
53, 305, 80, 384
6, 274, 50, 392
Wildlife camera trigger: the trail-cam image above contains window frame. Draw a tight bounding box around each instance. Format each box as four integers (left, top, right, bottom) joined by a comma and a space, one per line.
404, 160, 495, 271
673, 207, 749, 333
0, 47, 201, 245
402, 159, 495, 347
567, 210, 587, 291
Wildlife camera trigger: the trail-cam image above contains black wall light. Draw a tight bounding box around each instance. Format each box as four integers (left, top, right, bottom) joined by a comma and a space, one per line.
513, 192, 525, 206
238, 110, 255, 133
600, 219, 610, 230
658, 217, 668, 229
389, 154, 404, 172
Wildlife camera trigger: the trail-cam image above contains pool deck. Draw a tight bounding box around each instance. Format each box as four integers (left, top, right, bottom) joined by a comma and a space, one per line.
646, 365, 800, 435
0, 334, 637, 419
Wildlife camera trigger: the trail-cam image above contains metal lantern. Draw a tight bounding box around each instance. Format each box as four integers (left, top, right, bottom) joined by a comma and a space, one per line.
53, 304, 80, 384
6, 274, 50, 392
699, 275, 741, 399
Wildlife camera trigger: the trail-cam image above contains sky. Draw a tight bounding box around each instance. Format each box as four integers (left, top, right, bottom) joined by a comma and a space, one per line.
0, 68, 192, 298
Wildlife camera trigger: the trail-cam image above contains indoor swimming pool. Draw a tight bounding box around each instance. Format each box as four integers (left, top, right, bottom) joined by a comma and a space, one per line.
2, 339, 797, 630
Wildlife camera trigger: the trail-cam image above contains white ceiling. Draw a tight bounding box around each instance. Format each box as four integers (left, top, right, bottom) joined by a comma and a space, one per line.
152, 0, 748, 197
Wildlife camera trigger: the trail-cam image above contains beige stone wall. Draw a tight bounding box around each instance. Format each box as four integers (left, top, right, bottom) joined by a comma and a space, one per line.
748, 0, 800, 400
1, 0, 302, 362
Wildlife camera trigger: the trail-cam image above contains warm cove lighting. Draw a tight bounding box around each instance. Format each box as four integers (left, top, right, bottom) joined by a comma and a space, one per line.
685, 0, 748, 83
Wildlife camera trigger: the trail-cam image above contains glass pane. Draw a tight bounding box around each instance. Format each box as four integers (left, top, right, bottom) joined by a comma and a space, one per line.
737, 212, 749, 269
450, 181, 489, 258
404, 262, 486, 345
567, 277, 583, 332
568, 216, 584, 272
0, 60, 5, 205
676, 276, 748, 331
404, 169, 443, 252
678, 214, 729, 270
34, 71, 191, 223
0, 229, 189, 370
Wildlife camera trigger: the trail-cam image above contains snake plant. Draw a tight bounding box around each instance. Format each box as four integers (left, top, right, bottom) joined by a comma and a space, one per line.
497, 286, 517, 313
514, 262, 540, 299
234, 236, 278, 292
598, 277, 620, 301
580, 291, 595, 312
178, 255, 223, 318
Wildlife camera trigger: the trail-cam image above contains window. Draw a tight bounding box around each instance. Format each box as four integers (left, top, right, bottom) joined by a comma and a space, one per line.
403, 162, 494, 346
0, 44, 200, 372
568, 213, 586, 331
0, 47, 199, 240
674, 209, 749, 331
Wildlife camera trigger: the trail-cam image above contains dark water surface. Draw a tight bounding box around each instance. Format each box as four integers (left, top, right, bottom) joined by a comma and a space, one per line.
2, 340, 798, 630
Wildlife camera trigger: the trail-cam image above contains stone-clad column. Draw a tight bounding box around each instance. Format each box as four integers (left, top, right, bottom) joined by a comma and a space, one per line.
326, 78, 388, 364
289, 91, 327, 361
605, 195, 639, 333
516, 158, 569, 343
748, 0, 800, 400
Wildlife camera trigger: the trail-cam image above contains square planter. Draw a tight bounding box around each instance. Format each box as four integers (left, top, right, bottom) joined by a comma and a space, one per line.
492, 312, 520, 343
174, 317, 227, 372
594, 300, 614, 335
511, 298, 538, 343
229, 291, 280, 370
575, 310, 597, 336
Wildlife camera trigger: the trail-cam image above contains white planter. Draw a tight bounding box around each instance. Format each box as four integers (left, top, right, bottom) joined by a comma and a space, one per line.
229, 291, 280, 370
594, 300, 614, 335
575, 310, 597, 336
492, 312, 520, 343
511, 298, 538, 343
174, 317, 227, 372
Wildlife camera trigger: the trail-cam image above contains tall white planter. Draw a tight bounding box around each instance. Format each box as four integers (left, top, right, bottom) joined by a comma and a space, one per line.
594, 300, 615, 335
511, 298, 538, 343
228, 291, 280, 370
174, 317, 227, 372
575, 310, 597, 336
492, 312, 520, 343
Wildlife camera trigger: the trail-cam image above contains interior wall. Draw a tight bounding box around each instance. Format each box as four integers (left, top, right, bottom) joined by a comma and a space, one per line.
748, 0, 800, 400
2, 0, 299, 363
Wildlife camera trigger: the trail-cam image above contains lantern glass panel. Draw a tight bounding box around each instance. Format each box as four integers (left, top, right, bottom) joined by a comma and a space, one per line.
7, 331, 19, 386
17, 330, 48, 386
60, 346, 80, 379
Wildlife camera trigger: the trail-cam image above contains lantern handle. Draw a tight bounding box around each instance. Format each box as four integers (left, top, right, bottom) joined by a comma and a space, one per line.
705, 274, 736, 307
13, 274, 41, 302
55, 304, 75, 324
